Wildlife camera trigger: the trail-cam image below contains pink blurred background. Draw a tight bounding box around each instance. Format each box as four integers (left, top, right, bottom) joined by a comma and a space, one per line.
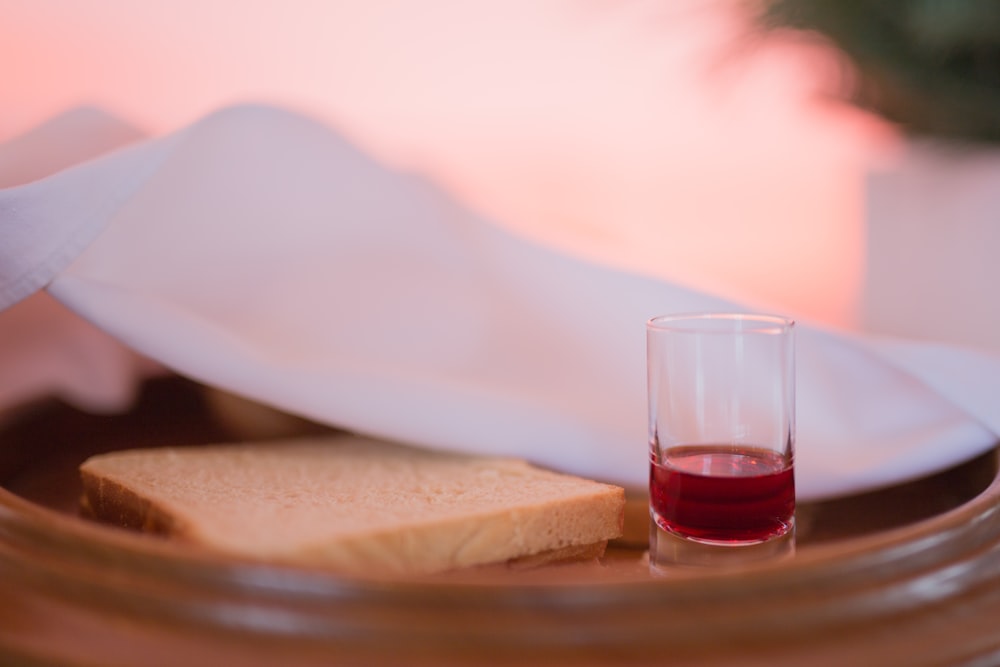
0, 0, 895, 329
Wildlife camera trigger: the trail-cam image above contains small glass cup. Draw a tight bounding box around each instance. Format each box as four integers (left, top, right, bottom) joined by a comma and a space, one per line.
647, 313, 795, 570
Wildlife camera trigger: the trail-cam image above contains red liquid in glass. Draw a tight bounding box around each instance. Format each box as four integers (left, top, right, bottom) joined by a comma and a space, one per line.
650, 445, 795, 544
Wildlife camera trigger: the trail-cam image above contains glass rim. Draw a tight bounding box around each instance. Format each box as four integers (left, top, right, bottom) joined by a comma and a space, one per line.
646, 312, 794, 335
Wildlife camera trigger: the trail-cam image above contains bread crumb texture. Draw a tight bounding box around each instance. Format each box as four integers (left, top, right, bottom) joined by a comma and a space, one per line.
80, 436, 625, 575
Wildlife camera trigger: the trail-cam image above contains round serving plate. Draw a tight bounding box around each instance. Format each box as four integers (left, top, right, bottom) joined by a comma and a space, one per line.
1, 378, 999, 666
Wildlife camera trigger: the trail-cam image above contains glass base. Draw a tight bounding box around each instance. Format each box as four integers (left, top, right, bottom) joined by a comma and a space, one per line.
649, 521, 795, 572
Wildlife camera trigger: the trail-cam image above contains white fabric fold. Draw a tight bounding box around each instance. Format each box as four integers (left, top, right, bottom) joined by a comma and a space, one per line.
2, 104, 998, 499
0, 108, 165, 417
0, 130, 179, 311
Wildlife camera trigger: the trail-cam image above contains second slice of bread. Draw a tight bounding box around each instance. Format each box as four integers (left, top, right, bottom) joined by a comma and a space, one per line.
80, 436, 625, 576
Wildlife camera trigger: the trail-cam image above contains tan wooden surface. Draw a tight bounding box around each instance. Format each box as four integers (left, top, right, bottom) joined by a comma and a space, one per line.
1, 377, 999, 666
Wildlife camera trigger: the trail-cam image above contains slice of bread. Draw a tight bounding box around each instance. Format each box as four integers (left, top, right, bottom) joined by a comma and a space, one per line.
79, 435, 625, 576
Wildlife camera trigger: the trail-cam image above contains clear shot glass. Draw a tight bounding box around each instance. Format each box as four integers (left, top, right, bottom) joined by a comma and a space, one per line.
647, 313, 795, 570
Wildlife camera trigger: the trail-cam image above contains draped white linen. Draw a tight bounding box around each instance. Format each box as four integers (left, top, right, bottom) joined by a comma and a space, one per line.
0, 105, 996, 499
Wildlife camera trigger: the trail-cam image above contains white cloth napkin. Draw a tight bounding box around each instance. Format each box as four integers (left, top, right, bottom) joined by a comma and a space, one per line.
0, 108, 162, 417
1, 105, 996, 500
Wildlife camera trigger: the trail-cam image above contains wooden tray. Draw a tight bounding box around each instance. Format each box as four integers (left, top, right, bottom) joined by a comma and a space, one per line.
1, 377, 999, 666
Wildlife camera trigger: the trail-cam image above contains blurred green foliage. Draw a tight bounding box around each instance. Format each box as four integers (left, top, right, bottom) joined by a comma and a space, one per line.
759, 0, 1000, 143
